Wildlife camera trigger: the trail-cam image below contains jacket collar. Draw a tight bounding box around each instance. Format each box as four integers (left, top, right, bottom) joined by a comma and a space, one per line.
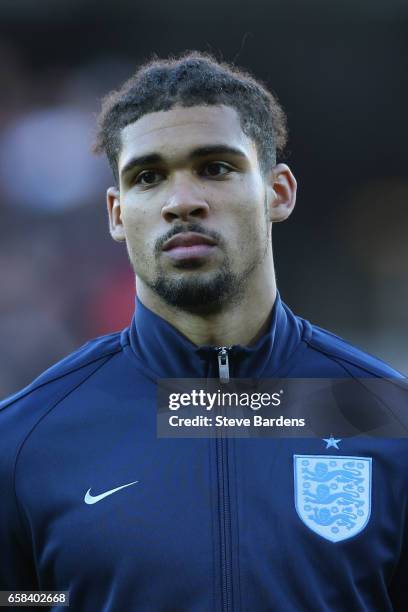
127, 291, 304, 379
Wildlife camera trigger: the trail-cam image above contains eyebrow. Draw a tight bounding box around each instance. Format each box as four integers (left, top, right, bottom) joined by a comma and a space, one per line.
120, 145, 248, 180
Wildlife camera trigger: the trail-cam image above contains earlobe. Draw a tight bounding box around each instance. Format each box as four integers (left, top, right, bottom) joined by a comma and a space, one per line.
268, 164, 297, 223
106, 187, 126, 242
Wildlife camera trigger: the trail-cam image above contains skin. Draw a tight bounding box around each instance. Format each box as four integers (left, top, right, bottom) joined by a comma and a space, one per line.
107, 104, 297, 347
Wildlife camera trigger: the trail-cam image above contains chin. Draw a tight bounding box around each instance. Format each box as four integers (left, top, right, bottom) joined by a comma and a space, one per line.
151, 268, 240, 314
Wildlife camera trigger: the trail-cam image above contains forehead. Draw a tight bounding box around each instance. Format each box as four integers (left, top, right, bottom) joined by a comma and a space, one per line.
118, 104, 257, 169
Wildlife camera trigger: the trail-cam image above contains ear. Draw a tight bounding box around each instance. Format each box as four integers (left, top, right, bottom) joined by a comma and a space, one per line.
266, 163, 297, 223
106, 187, 126, 242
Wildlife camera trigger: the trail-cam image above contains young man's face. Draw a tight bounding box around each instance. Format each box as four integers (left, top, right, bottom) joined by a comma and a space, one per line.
107, 104, 295, 314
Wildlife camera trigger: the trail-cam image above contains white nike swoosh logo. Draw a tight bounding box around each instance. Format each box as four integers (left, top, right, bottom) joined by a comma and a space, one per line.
84, 480, 139, 505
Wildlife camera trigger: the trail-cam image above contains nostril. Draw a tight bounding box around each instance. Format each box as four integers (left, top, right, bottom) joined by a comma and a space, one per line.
191, 207, 206, 217
163, 211, 179, 221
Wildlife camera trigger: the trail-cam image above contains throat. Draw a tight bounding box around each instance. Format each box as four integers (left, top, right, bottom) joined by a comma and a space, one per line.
136, 275, 277, 347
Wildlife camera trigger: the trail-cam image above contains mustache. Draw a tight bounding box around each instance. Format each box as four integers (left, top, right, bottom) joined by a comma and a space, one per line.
155, 223, 223, 254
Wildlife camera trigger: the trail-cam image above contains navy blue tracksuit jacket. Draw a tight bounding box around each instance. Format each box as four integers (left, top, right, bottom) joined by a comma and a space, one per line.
0, 293, 407, 611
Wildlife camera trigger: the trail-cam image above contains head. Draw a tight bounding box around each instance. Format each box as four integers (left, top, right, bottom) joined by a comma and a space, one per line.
94, 51, 297, 315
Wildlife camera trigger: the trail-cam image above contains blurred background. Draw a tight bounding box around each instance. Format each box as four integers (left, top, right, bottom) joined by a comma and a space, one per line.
1, 0, 407, 397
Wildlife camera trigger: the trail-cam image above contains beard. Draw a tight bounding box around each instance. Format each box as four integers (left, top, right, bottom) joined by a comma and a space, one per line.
131, 217, 269, 316
151, 259, 243, 315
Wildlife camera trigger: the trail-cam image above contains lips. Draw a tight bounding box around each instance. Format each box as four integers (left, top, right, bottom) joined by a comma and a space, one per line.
162, 232, 217, 261
162, 232, 217, 251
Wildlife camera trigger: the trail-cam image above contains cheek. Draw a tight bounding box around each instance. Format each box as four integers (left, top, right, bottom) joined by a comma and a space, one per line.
121, 207, 155, 260
122, 204, 151, 240
222, 192, 266, 237
226, 177, 264, 214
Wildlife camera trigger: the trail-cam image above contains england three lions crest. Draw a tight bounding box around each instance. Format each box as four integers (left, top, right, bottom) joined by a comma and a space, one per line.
293, 455, 372, 543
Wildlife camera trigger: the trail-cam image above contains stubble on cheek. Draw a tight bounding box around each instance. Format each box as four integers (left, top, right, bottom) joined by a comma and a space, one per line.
123, 226, 155, 283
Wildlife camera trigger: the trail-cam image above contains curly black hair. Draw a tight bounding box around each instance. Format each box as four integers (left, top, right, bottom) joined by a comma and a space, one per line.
93, 50, 288, 186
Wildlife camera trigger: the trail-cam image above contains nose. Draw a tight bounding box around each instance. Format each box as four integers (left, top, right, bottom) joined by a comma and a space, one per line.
161, 173, 210, 222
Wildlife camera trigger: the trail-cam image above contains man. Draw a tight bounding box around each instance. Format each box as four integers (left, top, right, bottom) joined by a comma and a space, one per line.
0, 51, 407, 611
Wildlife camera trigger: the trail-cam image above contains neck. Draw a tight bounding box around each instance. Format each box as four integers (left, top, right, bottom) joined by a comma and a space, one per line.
135, 264, 277, 348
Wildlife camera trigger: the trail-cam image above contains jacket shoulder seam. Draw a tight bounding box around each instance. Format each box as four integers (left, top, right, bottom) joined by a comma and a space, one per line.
0, 343, 123, 412
304, 335, 403, 378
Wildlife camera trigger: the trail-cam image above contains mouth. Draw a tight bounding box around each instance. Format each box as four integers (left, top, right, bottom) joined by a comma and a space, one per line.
162, 232, 217, 261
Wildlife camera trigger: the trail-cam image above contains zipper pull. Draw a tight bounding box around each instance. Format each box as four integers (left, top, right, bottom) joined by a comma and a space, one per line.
217, 347, 230, 384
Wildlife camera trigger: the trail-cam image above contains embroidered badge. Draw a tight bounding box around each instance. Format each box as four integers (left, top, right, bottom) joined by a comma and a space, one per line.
293, 455, 372, 543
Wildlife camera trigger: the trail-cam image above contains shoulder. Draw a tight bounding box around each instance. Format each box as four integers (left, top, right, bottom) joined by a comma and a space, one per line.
294, 319, 408, 437
299, 319, 406, 379
0, 330, 124, 434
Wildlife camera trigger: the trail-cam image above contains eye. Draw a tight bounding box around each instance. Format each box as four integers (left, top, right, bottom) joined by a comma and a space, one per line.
202, 162, 233, 177
134, 170, 164, 185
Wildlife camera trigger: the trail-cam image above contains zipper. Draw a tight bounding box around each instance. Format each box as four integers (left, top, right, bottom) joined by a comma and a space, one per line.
216, 346, 232, 384
217, 435, 233, 611
214, 345, 233, 610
